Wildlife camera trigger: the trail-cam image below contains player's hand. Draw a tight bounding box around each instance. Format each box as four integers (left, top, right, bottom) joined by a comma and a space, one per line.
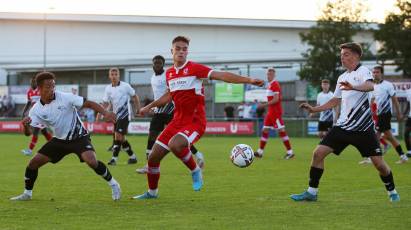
339, 81, 354, 90
299, 103, 315, 113
397, 114, 403, 122
258, 103, 266, 109
250, 78, 264, 87
103, 111, 116, 123
139, 106, 151, 116
21, 117, 32, 136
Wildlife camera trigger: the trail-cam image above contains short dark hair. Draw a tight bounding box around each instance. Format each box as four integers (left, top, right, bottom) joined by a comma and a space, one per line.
35, 72, 55, 86
172, 36, 190, 45
152, 55, 165, 64
321, 79, 330, 84
339, 42, 363, 57
373, 65, 384, 74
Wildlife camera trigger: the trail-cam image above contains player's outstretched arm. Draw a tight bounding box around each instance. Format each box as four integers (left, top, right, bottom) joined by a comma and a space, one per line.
21, 101, 32, 119
300, 97, 341, 114
210, 71, 264, 86
21, 116, 32, 136
392, 96, 403, 121
83, 100, 116, 123
139, 91, 172, 116
132, 94, 141, 116
340, 80, 374, 92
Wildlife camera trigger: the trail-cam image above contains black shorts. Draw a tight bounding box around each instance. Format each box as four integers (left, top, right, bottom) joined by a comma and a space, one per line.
320, 126, 382, 157
406, 117, 411, 128
149, 113, 173, 133
318, 121, 333, 132
115, 118, 129, 135
38, 135, 95, 164
376, 113, 392, 132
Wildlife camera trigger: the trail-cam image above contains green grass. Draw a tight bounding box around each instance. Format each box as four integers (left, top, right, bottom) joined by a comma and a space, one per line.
0, 134, 410, 230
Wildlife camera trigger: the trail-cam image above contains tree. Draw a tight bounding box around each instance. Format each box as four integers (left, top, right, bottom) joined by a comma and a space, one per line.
374, 0, 411, 77
298, 0, 369, 88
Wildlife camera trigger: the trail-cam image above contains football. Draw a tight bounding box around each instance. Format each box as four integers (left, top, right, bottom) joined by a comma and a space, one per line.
230, 144, 254, 168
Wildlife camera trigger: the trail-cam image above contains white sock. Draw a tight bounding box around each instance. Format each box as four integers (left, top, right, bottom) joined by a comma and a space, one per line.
191, 166, 200, 173
148, 189, 158, 196
24, 189, 32, 196
400, 155, 408, 160
287, 149, 293, 155
129, 154, 136, 159
196, 152, 204, 160
108, 178, 118, 186
307, 187, 318, 195
388, 189, 397, 195
111, 157, 118, 161
407, 150, 411, 154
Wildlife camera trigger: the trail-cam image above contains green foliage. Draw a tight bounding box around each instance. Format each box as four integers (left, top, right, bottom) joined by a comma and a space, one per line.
0, 134, 411, 229
299, 0, 369, 88
375, 0, 411, 77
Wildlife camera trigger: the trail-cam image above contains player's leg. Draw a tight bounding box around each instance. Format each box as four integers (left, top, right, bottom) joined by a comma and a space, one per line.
40, 127, 53, 141
169, 131, 203, 191
383, 130, 408, 163
190, 145, 205, 169
108, 131, 123, 165
22, 127, 41, 156
10, 153, 49, 200
81, 150, 121, 201
404, 122, 411, 157
133, 143, 169, 199
107, 132, 115, 152
370, 156, 399, 202
256, 126, 271, 158
277, 118, 294, 159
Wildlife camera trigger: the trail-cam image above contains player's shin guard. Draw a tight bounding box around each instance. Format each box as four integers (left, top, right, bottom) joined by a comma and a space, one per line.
29, 136, 38, 150
41, 129, 53, 141
176, 147, 197, 171
259, 130, 269, 150
121, 140, 134, 156
147, 162, 160, 190
93, 161, 113, 181
24, 167, 38, 190
279, 130, 292, 153
380, 171, 395, 192
112, 140, 121, 157
309, 166, 324, 189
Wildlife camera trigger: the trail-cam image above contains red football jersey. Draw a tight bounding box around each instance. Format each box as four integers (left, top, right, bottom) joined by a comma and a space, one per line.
266, 80, 283, 115
27, 88, 40, 104
166, 61, 212, 126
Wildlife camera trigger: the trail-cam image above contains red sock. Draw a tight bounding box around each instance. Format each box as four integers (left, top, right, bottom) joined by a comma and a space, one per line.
380, 138, 387, 146
29, 135, 38, 150
147, 161, 160, 190
259, 130, 269, 149
175, 147, 197, 171
279, 130, 292, 151
43, 131, 52, 141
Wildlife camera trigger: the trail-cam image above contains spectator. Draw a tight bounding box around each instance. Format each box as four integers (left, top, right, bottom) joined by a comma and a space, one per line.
242, 102, 254, 121
224, 104, 235, 121
237, 101, 245, 119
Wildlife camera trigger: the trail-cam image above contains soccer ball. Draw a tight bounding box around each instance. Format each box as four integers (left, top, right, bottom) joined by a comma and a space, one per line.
230, 144, 254, 168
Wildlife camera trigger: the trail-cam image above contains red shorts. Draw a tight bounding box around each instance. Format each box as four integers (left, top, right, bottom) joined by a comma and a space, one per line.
156, 120, 205, 151
263, 113, 285, 130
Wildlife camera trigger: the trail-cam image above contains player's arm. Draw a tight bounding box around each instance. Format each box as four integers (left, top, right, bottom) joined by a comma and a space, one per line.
404, 102, 410, 118
21, 101, 32, 119
82, 100, 116, 123
391, 95, 403, 121
21, 116, 32, 136
131, 94, 141, 116
209, 71, 264, 86
300, 97, 341, 114
340, 80, 374, 92
139, 90, 172, 116
333, 104, 340, 123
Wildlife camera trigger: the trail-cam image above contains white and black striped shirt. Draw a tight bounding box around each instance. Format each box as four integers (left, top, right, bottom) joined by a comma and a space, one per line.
372, 80, 395, 115
406, 89, 411, 118
151, 72, 174, 114
334, 65, 374, 132
103, 81, 135, 120
317, 91, 334, 122
29, 91, 88, 141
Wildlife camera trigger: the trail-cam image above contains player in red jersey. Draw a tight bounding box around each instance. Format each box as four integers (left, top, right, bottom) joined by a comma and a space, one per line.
21, 76, 52, 156
133, 36, 264, 199
255, 67, 295, 160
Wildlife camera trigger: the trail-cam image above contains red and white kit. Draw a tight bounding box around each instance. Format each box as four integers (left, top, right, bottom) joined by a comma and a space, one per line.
263, 80, 284, 130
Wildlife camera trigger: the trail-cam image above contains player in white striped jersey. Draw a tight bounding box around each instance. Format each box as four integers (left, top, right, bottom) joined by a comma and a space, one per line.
136, 55, 204, 174
404, 89, 411, 156
10, 72, 121, 201
103, 68, 141, 166
292, 43, 399, 202
359, 66, 407, 164
316, 79, 336, 139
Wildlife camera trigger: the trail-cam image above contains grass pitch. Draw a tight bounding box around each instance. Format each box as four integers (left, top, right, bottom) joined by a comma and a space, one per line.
0, 134, 410, 230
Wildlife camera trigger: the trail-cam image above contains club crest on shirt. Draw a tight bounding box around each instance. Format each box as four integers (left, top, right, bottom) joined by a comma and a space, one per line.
57, 105, 66, 111
183, 68, 189, 75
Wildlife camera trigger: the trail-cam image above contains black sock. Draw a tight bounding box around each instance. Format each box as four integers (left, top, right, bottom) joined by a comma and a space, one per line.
122, 140, 134, 156
405, 129, 411, 151
309, 166, 324, 188
190, 145, 198, 155
395, 145, 404, 156
380, 171, 395, 192
24, 167, 38, 190
94, 161, 113, 181
112, 140, 121, 157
